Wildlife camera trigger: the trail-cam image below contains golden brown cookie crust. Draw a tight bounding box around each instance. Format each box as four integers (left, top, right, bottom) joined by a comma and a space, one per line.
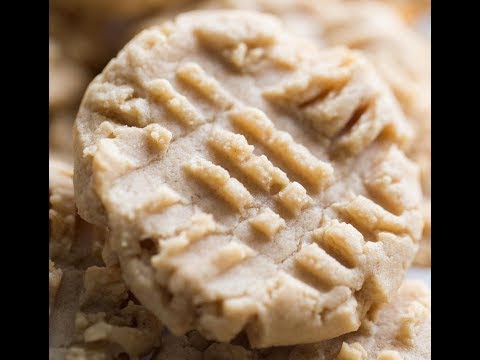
74, 10, 423, 347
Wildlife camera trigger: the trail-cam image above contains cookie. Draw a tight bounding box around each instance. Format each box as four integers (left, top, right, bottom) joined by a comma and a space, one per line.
73, 10, 423, 347
152, 280, 431, 359
301, 0, 431, 266
65, 265, 164, 360
53, 251, 430, 360
49, 154, 107, 350
196, 0, 431, 266
49, 38, 89, 115
49, 154, 105, 268
52, 249, 429, 359
289, 280, 431, 359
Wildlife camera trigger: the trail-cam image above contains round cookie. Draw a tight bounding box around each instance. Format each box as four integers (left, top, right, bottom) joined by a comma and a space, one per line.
74, 11, 423, 347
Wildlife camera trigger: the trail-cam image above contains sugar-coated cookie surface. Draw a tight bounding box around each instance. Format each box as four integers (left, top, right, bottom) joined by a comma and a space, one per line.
74, 10, 423, 347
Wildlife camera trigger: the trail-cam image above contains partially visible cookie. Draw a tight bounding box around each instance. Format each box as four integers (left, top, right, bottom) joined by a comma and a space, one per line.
74, 10, 423, 347
49, 38, 89, 115
65, 265, 164, 360
49, 154, 104, 268
152, 280, 431, 359
49, 155, 163, 358
290, 280, 431, 360
313, 1, 432, 265
53, 263, 430, 359
49, 155, 108, 351
192, 0, 431, 266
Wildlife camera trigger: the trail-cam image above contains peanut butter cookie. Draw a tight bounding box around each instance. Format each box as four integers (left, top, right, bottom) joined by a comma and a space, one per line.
197, 0, 431, 266
73, 11, 423, 347
153, 280, 431, 359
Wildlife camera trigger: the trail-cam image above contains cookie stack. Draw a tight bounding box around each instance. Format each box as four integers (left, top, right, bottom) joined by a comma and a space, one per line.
49, 1, 431, 359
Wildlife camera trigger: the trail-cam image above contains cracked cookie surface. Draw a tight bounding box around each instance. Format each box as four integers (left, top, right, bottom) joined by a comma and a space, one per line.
74, 10, 423, 347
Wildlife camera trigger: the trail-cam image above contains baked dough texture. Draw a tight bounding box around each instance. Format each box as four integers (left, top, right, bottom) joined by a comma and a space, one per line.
288, 280, 431, 359
65, 265, 164, 360
49, 155, 105, 268
196, 0, 431, 266
73, 10, 423, 348
49, 154, 107, 351
135, 0, 431, 266
53, 269, 430, 359
152, 280, 431, 359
